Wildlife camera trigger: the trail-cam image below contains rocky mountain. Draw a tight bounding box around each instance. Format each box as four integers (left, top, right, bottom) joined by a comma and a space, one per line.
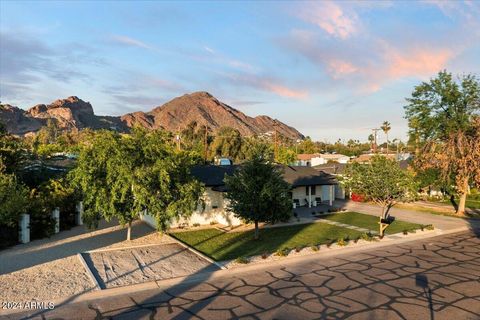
0, 92, 304, 139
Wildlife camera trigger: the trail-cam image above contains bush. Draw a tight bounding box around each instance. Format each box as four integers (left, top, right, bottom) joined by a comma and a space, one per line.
0, 223, 18, 249
210, 221, 217, 225
275, 248, 290, 257
295, 246, 303, 252
235, 256, 249, 264
425, 224, 435, 230
403, 229, 408, 235
360, 232, 375, 241
193, 223, 200, 227
311, 245, 319, 251
337, 237, 349, 246
261, 252, 269, 259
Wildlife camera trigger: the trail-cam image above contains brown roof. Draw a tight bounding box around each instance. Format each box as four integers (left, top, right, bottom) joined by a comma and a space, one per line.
297, 153, 320, 160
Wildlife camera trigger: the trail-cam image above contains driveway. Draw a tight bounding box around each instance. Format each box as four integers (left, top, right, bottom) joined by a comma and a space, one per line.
10, 229, 480, 320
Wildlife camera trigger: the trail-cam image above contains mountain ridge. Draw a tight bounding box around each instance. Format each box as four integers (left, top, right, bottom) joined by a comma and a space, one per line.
0, 92, 304, 139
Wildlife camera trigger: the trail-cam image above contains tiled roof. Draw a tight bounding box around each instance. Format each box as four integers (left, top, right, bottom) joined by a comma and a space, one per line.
191, 164, 338, 189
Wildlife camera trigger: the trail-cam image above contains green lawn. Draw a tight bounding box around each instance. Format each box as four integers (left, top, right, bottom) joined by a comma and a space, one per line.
319, 212, 423, 235
440, 198, 480, 210
171, 223, 363, 261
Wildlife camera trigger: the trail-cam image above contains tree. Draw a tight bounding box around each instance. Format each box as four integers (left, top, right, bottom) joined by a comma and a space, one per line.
240, 136, 274, 161
0, 159, 28, 227
381, 121, 391, 154
211, 127, 243, 160
342, 156, 416, 219
368, 134, 375, 151
225, 153, 291, 239
404, 71, 480, 214
276, 146, 296, 165
70, 129, 204, 240
296, 137, 317, 154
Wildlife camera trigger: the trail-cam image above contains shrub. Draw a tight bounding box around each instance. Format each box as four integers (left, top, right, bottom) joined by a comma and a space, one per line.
360, 232, 374, 241
295, 246, 303, 253
235, 256, 249, 264
403, 229, 409, 235
261, 252, 269, 259
193, 223, 200, 227
275, 248, 289, 257
425, 224, 435, 230
336, 238, 346, 246
311, 245, 319, 251
210, 221, 217, 225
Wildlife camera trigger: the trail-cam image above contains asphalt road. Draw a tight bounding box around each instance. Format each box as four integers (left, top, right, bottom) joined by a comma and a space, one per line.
10, 229, 480, 320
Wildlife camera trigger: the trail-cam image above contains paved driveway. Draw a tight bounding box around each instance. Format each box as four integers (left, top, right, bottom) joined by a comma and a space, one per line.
12, 230, 480, 320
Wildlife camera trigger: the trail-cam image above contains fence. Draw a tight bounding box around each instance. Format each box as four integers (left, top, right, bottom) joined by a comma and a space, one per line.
16, 202, 84, 244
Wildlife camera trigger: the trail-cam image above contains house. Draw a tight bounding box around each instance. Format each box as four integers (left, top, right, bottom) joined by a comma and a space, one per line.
141, 164, 340, 228
295, 153, 349, 167
312, 163, 347, 199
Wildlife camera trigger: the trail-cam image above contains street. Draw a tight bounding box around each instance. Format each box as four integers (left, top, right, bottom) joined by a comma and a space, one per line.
10, 229, 480, 320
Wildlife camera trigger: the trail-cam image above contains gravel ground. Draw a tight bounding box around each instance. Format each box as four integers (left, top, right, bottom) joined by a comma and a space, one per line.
0, 220, 172, 302
84, 243, 219, 289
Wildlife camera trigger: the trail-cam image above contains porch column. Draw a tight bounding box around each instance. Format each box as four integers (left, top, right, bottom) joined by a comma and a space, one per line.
308, 186, 312, 208
329, 185, 334, 206
52, 207, 60, 233
19, 213, 30, 244
75, 202, 84, 226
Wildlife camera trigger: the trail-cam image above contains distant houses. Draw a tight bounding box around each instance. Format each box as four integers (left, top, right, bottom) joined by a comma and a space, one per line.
295, 153, 350, 167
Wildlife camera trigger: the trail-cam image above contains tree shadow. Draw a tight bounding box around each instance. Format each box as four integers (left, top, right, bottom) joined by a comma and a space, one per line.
0, 220, 154, 275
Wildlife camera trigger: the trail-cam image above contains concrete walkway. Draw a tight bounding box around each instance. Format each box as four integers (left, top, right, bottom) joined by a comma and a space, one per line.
316, 218, 375, 233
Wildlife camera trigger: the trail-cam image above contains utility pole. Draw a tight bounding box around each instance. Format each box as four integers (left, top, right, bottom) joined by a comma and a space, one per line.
204, 125, 208, 163
175, 126, 181, 151
273, 120, 278, 161
371, 128, 381, 154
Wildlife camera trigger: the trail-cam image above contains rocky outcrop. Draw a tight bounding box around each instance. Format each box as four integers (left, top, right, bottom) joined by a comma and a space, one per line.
0, 92, 304, 139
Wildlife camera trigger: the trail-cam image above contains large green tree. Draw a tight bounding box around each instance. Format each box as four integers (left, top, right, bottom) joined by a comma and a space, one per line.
211, 127, 243, 160
342, 156, 417, 219
225, 153, 291, 239
404, 71, 480, 214
0, 159, 28, 227
70, 129, 204, 240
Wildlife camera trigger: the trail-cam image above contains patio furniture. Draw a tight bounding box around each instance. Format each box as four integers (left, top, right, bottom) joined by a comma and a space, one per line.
293, 199, 300, 209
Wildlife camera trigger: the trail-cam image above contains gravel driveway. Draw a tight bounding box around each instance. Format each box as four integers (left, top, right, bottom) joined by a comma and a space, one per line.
83, 244, 219, 289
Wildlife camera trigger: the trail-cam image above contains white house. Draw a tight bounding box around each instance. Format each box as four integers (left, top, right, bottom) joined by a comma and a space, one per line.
295, 153, 349, 167
141, 164, 340, 229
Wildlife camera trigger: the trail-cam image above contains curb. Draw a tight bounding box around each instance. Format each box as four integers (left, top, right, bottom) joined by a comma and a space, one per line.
76, 253, 100, 291
165, 233, 226, 270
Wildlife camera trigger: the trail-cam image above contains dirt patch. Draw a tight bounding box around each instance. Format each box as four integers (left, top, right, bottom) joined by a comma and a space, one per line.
83, 244, 219, 289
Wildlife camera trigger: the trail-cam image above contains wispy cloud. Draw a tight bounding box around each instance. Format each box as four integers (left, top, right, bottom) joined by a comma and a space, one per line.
296, 1, 359, 39
0, 31, 92, 103
109, 35, 152, 49
221, 72, 308, 99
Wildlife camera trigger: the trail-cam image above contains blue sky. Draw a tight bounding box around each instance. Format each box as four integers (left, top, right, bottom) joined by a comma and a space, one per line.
1, 1, 479, 142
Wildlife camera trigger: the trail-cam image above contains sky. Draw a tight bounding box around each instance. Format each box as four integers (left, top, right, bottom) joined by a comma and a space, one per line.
1, 1, 479, 142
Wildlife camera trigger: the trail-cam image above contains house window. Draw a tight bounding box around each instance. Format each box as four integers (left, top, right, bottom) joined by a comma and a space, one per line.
305, 186, 309, 195
311, 185, 316, 195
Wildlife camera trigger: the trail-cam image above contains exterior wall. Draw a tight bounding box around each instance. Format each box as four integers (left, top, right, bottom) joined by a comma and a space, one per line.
291, 186, 309, 206
141, 187, 242, 229
311, 157, 327, 166
335, 185, 345, 199
321, 185, 332, 202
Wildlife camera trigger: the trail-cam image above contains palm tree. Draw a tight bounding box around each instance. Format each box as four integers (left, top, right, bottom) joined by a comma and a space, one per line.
381, 121, 391, 154
368, 134, 375, 152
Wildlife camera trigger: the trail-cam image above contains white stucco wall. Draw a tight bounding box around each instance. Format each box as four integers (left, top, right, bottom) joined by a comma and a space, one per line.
335, 185, 345, 199
140, 188, 242, 229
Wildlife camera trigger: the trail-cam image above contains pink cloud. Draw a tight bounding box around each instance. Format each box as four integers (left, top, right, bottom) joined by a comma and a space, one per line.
385, 47, 453, 79
262, 82, 308, 99
297, 1, 359, 39
222, 72, 308, 99
327, 59, 358, 78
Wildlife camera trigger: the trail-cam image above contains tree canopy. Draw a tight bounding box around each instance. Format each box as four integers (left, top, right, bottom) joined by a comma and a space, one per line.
342, 156, 416, 219
225, 153, 291, 239
70, 128, 204, 240
404, 71, 480, 214
0, 159, 28, 227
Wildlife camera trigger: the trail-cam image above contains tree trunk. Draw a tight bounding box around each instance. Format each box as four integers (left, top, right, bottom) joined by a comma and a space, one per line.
254, 220, 259, 240
127, 221, 132, 241
386, 133, 389, 154
381, 206, 386, 220
457, 192, 467, 215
